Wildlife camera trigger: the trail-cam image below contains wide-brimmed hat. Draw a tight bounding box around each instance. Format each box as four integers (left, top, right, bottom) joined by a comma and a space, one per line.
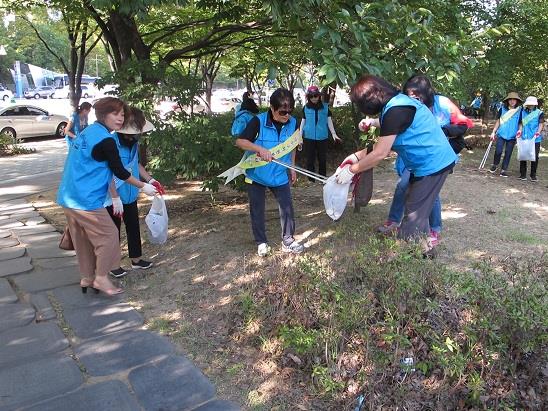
306, 85, 320, 96
118, 120, 155, 134
523, 96, 538, 107
503, 92, 522, 102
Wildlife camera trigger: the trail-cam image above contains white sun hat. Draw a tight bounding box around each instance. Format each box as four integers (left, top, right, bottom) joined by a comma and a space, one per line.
523, 96, 538, 107
118, 119, 155, 134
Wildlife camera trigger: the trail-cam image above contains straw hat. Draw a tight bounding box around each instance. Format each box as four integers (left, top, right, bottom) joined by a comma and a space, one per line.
523, 96, 538, 107
118, 120, 155, 134
503, 92, 522, 102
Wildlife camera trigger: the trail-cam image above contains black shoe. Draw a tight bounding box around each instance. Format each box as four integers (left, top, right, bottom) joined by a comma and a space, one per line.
499, 170, 509, 177
109, 267, 128, 278
489, 165, 497, 173
519, 175, 527, 181
131, 259, 153, 269
530, 176, 538, 182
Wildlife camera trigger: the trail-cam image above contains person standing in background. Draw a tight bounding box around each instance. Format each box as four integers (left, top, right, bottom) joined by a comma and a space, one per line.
518, 96, 544, 182
64, 102, 92, 145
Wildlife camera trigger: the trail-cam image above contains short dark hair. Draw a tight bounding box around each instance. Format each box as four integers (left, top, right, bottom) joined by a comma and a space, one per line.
128, 107, 146, 130
402, 74, 435, 108
78, 102, 92, 114
270, 88, 295, 111
93, 97, 130, 125
350, 75, 399, 115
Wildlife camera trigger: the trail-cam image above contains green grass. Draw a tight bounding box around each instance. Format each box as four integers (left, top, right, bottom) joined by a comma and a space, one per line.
503, 229, 543, 245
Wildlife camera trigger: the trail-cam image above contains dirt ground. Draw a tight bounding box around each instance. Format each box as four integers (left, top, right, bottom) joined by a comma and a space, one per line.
31, 133, 547, 410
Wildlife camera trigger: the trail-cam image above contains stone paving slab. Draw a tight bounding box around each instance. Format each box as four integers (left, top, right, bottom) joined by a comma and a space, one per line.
7, 211, 41, 220
11, 266, 79, 292
0, 246, 26, 261
194, 400, 241, 411
35, 256, 78, 269
0, 354, 83, 410
0, 200, 29, 212
0, 220, 24, 229
17, 231, 62, 245
129, 355, 216, 411
64, 303, 144, 340
21, 380, 141, 411
0, 237, 20, 248
0, 207, 35, 216
75, 329, 174, 376
26, 243, 76, 259
0, 278, 17, 304
24, 216, 46, 226
0, 322, 68, 368
0, 303, 35, 333
10, 223, 58, 234
0, 256, 33, 277
30, 292, 56, 322
0, 229, 11, 238
53, 284, 124, 309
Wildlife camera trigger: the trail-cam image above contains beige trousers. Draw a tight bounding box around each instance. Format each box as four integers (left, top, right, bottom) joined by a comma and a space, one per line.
63, 207, 121, 281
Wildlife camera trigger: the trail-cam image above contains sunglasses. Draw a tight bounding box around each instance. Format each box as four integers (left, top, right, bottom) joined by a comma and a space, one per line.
277, 109, 293, 116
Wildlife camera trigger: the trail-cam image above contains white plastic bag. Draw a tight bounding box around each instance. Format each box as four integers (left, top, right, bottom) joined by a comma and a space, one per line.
145, 196, 168, 244
323, 175, 351, 221
517, 138, 536, 161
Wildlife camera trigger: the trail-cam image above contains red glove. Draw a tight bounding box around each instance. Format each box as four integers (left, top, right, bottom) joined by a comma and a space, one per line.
533, 132, 540, 139
149, 178, 166, 195
516, 130, 522, 139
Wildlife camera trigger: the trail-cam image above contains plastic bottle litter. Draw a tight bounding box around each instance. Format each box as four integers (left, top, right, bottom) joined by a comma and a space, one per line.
353, 394, 365, 411
400, 357, 415, 373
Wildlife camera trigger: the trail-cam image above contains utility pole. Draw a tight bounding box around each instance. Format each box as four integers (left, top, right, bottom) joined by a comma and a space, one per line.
95, 54, 99, 77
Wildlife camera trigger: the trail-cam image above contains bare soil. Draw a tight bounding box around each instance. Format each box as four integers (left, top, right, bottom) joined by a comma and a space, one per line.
31, 130, 547, 410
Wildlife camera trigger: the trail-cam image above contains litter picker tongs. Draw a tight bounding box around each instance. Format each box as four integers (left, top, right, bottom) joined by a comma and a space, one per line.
271, 159, 328, 184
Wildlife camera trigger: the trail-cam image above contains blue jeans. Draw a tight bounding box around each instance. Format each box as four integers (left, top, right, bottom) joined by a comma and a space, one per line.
493, 138, 516, 171
388, 169, 442, 233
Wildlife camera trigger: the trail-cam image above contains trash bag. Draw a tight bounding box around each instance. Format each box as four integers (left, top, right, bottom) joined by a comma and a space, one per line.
517, 138, 536, 161
145, 196, 168, 244
323, 174, 351, 221
353, 169, 373, 212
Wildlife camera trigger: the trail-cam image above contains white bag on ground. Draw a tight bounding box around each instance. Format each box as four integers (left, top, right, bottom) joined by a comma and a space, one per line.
517, 138, 536, 161
145, 196, 168, 244
323, 175, 351, 221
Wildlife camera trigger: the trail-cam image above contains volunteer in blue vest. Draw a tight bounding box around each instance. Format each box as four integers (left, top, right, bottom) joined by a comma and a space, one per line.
376, 75, 473, 247
518, 96, 544, 182
235, 88, 305, 256
64, 102, 92, 145
336, 75, 457, 248
57, 97, 158, 296
105, 107, 166, 278
232, 92, 259, 137
299, 85, 341, 180
489, 92, 523, 177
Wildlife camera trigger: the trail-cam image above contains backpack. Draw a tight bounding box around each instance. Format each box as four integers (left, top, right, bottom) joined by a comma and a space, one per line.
231, 110, 254, 138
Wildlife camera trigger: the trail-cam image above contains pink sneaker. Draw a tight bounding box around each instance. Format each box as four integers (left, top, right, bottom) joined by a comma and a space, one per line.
377, 220, 400, 234
428, 230, 440, 247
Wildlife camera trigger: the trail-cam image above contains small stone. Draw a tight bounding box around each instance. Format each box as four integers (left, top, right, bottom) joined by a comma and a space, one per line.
0, 256, 32, 277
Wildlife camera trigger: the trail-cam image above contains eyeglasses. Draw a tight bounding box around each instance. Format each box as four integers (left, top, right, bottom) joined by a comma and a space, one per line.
277, 109, 293, 116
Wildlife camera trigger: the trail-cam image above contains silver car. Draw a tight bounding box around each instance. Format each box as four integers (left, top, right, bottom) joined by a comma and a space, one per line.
24, 86, 56, 99
0, 105, 69, 142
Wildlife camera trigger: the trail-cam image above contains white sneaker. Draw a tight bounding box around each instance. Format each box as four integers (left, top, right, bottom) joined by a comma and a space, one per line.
257, 243, 271, 257
281, 240, 304, 254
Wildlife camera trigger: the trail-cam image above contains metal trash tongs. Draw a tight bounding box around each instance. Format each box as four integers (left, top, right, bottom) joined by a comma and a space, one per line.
271, 159, 328, 184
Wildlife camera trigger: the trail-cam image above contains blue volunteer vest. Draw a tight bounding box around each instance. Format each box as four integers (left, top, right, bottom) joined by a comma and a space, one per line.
104, 134, 140, 206
432, 95, 452, 127
496, 106, 521, 140
231, 110, 255, 137
57, 122, 115, 210
245, 111, 296, 187
382, 94, 457, 177
521, 108, 543, 142
303, 103, 329, 140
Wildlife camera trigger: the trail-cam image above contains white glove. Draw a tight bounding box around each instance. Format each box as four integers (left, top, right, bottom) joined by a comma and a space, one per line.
140, 183, 158, 196
335, 165, 355, 184
358, 118, 375, 132
149, 178, 157, 185
336, 153, 359, 174
112, 197, 124, 216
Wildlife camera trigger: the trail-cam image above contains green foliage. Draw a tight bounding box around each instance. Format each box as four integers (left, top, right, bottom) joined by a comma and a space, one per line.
279, 325, 319, 355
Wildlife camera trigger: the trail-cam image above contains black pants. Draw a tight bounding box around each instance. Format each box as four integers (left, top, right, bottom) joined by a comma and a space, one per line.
106, 200, 142, 259
520, 142, 541, 178
303, 138, 328, 179
247, 182, 295, 245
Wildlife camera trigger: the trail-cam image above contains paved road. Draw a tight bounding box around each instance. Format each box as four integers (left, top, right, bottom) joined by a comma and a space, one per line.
0, 141, 239, 410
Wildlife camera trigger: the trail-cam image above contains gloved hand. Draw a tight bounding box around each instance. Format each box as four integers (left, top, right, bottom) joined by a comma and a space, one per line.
337, 153, 359, 174
358, 118, 375, 132
533, 132, 540, 139
516, 130, 522, 138
149, 178, 166, 195
490, 132, 496, 141
112, 197, 124, 216
335, 165, 355, 184
140, 183, 158, 196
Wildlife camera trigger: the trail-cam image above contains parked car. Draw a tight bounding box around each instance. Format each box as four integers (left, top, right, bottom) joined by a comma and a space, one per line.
0, 87, 13, 102
52, 85, 97, 99
0, 105, 68, 142
24, 86, 56, 99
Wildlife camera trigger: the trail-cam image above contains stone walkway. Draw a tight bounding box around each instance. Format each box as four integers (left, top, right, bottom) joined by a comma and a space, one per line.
0, 198, 239, 411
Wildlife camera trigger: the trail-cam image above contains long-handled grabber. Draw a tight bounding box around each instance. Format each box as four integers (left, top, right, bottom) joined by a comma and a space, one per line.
271, 159, 328, 184
479, 140, 493, 170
